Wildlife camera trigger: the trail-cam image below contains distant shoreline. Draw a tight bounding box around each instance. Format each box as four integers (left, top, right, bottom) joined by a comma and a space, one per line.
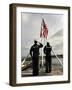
22, 54, 63, 61
51, 55, 63, 58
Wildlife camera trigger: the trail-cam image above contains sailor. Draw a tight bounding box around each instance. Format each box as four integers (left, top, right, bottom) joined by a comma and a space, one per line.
44, 42, 52, 73
30, 40, 43, 76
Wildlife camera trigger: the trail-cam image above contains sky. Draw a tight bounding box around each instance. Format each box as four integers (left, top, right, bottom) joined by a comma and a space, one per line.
21, 13, 63, 57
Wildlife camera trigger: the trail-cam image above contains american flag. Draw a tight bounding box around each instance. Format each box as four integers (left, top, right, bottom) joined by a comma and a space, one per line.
40, 19, 48, 39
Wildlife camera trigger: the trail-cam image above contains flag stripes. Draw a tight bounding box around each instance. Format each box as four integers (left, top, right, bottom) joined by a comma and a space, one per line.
40, 19, 48, 39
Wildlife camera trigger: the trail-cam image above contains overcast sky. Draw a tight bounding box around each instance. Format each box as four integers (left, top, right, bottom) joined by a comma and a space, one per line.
21, 13, 63, 57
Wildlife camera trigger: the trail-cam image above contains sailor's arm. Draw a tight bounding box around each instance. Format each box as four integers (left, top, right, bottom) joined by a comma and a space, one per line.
37, 41, 43, 48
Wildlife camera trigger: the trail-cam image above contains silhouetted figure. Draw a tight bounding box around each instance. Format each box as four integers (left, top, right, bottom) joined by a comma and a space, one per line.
30, 40, 43, 76
44, 42, 52, 73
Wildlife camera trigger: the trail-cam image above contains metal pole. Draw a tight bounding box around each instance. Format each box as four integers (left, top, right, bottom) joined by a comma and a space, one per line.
51, 49, 63, 67
22, 53, 30, 65
41, 38, 44, 67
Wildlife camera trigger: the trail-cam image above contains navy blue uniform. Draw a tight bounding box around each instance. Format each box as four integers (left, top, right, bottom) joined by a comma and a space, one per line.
30, 41, 43, 76
44, 43, 52, 73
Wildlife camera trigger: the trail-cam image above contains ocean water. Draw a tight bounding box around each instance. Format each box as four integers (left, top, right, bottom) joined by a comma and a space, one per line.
22, 56, 63, 65
21, 47, 63, 58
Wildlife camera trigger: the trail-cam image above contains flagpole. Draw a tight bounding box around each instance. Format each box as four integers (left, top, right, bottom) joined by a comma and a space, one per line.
40, 17, 44, 68
41, 37, 44, 67
40, 17, 48, 68
41, 38, 46, 67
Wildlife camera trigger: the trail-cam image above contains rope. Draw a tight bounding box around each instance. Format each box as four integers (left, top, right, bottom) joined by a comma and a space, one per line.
22, 53, 30, 65
51, 49, 63, 68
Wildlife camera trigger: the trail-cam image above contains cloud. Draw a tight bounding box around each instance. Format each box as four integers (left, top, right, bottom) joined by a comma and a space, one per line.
49, 29, 63, 39
21, 13, 63, 57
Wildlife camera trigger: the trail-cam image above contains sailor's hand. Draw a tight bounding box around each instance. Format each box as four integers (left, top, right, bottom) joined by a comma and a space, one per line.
37, 41, 41, 44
